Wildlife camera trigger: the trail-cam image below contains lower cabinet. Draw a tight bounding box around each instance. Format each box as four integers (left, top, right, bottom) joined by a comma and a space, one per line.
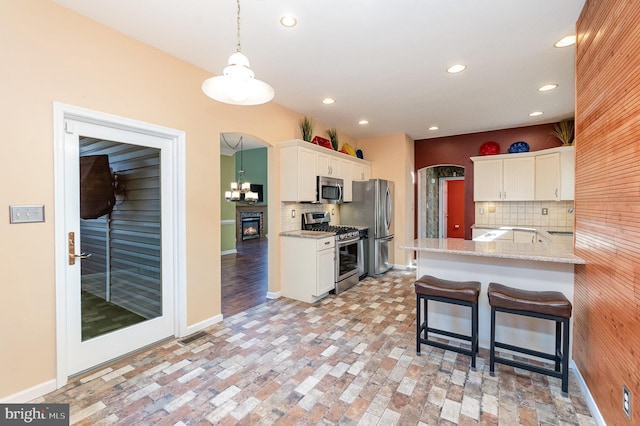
513, 230, 536, 243
281, 236, 335, 303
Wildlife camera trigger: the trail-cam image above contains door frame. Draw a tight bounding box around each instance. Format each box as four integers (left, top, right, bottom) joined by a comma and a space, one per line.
439, 176, 464, 238
53, 102, 187, 388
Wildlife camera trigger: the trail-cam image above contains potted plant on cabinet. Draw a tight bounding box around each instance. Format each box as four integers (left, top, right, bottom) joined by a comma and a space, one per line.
299, 116, 314, 142
326, 128, 339, 150
552, 119, 575, 146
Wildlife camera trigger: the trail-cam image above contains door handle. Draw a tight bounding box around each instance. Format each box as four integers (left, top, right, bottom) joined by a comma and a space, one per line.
68, 231, 92, 265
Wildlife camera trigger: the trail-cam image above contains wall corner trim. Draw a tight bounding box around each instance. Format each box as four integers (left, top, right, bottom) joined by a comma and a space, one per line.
266, 291, 281, 300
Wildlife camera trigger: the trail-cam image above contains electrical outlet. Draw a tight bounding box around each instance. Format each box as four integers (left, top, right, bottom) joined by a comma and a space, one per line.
623, 385, 632, 419
542, 208, 549, 215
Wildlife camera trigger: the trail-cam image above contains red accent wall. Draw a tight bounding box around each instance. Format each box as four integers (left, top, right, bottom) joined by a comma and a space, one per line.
414, 124, 562, 240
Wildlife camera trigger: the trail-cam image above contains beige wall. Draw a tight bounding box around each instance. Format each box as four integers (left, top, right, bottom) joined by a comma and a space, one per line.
0, 0, 408, 400
356, 134, 415, 267
0, 0, 358, 399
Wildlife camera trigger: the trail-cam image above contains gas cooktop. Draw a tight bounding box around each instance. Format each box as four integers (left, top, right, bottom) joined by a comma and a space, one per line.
302, 212, 360, 240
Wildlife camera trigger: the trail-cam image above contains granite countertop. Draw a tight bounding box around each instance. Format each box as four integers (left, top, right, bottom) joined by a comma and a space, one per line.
471, 225, 575, 243
280, 230, 335, 239
400, 238, 585, 264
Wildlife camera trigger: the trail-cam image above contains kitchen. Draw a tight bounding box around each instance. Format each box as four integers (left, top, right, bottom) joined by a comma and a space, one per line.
2, 1, 637, 425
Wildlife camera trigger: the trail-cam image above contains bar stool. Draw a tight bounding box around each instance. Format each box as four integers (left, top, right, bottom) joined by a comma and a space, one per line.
487, 282, 572, 393
414, 275, 481, 368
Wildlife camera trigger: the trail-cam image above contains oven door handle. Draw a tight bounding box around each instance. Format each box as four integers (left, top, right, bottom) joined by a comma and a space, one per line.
337, 236, 359, 247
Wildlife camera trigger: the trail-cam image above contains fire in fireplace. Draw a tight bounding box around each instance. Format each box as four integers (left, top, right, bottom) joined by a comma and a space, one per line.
241, 216, 261, 240
236, 206, 266, 242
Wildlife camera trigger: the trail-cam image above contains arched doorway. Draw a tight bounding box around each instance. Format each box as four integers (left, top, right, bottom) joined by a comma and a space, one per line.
220, 133, 271, 317
418, 165, 465, 239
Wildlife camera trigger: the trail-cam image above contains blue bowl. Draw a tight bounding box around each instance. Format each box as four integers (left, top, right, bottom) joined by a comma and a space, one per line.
508, 141, 530, 153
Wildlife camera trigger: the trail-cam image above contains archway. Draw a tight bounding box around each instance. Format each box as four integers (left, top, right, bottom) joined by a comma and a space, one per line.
220, 133, 272, 317
417, 165, 465, 239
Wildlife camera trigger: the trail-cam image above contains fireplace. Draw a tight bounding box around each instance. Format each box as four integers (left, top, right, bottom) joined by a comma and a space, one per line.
241, 216, 261, 240
236, 205, 267, 242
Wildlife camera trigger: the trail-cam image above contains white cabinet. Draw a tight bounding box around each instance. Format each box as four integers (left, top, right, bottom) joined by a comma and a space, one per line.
339, 158, 353, 202
473, 156, 534, 201
473, 159, 502, 201
279, 140, 371, 203
513, 230, 536, 243
351, 162, 371, 182
316, 243, 336, 295
316, 151, 341, 177
535, 147, 575, 200
280, 145, 316, 202
281, 236, 335, 303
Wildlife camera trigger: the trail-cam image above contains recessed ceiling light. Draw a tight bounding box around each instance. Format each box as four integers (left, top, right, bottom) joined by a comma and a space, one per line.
322, 98, 335, 105
554, 35, 576, 48
529, 111, 544, 117
446, 64, 467, 74
358, 120, 369, 125
280, 15, 297, 28
538, 84, 558, 92
429, 126, 439, 131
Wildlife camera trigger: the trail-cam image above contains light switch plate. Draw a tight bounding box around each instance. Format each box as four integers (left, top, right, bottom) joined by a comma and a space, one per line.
10, 205, 45, 223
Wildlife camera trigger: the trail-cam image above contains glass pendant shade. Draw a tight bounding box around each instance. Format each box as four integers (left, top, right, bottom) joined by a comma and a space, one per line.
202, 52, 274, 106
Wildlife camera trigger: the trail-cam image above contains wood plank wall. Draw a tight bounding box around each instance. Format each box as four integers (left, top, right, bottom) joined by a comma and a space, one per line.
575, 1, 640, 423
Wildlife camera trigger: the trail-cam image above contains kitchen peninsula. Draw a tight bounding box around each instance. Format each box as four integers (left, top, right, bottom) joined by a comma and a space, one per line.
400, 237, 585, 355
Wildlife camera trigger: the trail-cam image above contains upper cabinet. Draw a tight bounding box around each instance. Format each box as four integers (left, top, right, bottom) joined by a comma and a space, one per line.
473, 156, 534, 201
535, 148, 575, 201
280, 144, 316, 202
351, 162, 372, 182
316, 151, 341, 177
472, 146, 574, 202
279, 140, 372, 203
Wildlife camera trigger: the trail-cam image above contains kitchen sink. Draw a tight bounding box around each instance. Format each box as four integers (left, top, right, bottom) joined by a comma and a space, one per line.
547, 231, 573, 236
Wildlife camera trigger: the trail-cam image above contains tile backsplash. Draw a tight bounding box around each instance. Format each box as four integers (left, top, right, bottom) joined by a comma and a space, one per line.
475, 200, 574, 228
280, 202, 341, 232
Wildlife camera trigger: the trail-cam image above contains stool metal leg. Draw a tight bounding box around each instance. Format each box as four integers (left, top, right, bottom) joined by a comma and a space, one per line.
561, 318, 570, 394
471, 302, 478, 369
489, 306, 496, 374
555, 321, 562, 372
416, 295, 422, 355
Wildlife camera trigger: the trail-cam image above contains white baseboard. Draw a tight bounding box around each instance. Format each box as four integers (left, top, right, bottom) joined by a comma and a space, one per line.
182, 314, 223, 337
266, 291, 281, 299
0, 379, 57, 403
221, 249, 237, 256
571, 361, 605, 425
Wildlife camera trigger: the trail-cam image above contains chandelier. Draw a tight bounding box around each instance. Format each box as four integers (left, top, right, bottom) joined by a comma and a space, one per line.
202, 0, 274, 105
223, 135, 258, 203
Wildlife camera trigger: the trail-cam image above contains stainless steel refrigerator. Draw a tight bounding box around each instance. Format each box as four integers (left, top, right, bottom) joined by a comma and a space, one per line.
340, 179, 394, 276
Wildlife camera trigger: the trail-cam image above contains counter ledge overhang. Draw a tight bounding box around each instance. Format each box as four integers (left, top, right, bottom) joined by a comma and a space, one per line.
400, 238, 585, 265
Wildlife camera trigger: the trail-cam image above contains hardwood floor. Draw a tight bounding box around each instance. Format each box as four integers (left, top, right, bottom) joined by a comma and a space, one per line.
221, 238, 268, 317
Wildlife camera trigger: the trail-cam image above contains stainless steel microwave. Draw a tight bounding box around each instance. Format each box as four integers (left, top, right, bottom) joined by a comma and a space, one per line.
317, 176, 344, 204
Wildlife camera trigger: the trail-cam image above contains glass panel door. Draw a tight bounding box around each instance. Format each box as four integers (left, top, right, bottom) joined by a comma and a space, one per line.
65, 119, 174, 375
79, 139, 162, 341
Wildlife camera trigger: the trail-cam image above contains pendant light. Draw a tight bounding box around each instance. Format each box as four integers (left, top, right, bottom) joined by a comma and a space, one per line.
223, 135, 258, 203
202, 0, 274, 105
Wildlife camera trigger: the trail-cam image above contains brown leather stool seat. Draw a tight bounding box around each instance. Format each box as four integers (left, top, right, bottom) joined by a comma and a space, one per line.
487, 282, 572, 393
415, 275, 481, 368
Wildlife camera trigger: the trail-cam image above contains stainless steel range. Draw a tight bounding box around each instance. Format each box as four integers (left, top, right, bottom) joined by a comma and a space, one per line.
302, 212, 362, 294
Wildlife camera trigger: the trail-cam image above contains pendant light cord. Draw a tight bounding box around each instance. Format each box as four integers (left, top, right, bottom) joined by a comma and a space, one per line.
236, 0, 242, 53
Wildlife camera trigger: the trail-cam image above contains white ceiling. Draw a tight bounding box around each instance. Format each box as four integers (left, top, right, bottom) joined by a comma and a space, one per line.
53, 0, 585, 150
